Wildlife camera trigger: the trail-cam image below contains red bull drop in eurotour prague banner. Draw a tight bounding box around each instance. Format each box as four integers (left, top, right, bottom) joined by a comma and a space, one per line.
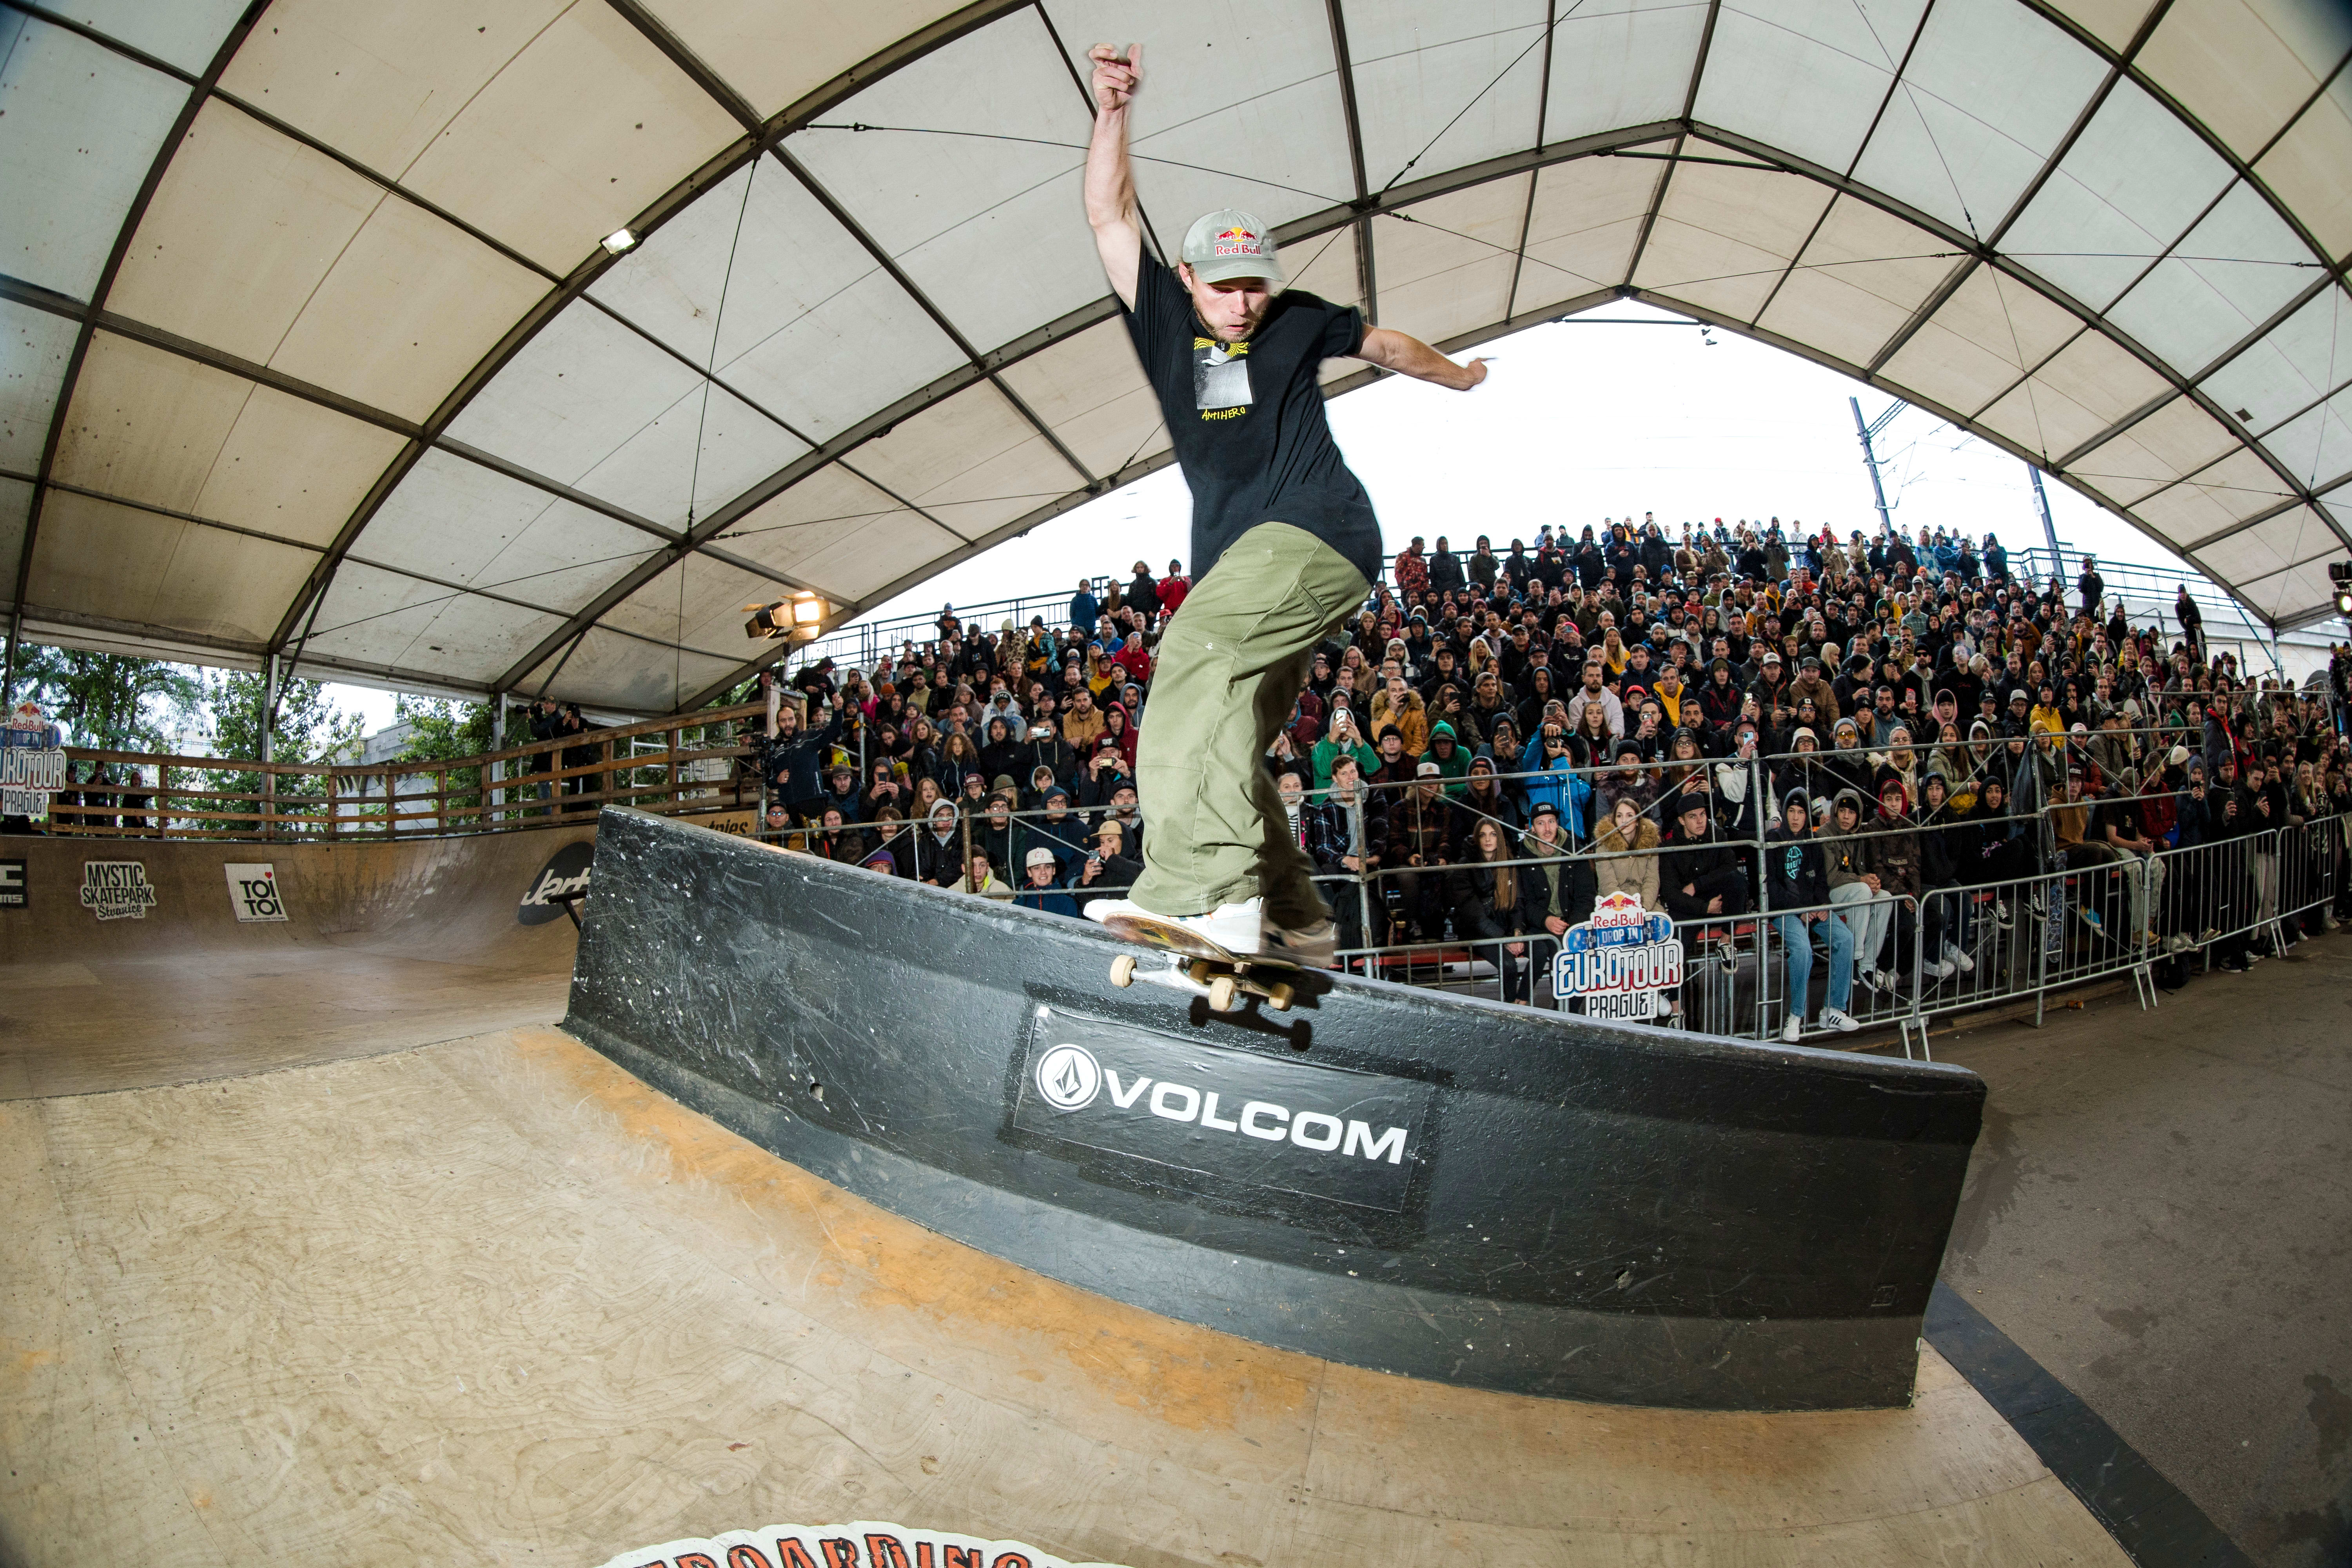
1553, 891, 1685, 1022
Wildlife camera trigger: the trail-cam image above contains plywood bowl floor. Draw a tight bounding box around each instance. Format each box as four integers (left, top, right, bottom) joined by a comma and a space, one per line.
0, 1014, 2131, 1567
2, 828, 2126, 1564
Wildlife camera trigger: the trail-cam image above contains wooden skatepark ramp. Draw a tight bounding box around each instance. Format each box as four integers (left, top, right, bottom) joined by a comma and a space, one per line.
0, 815, 2129, 1564
0, 825, 593, 1099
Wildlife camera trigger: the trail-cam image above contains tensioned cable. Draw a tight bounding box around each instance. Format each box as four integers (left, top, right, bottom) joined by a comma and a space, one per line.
669, 157, 761, 710
302, 547, 668, 642
800, 123, 2327, 279
1371, 0, 1597, 197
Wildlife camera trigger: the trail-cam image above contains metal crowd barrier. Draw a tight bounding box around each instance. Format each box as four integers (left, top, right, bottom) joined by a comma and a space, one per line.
1324, 819, 2346, 1059
759, 706, 2346, 1051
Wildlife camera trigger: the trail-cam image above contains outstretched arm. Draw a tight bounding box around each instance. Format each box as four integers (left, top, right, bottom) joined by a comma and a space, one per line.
1356, 326, 1489, 391
1083, 44, 1144, 309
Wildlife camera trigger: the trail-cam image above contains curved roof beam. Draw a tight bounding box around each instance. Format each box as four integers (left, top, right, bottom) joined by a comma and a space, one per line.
1, 0, 270, 698
264, 0, 1037, 668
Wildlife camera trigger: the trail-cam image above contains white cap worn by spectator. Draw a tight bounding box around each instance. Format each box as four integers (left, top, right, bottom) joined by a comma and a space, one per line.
1026, 848, 1057, 870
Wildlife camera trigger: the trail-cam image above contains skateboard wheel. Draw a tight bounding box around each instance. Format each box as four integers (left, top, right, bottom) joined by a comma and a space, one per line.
1207, 975, 1238, 1012
1265, 981, 1294, 1012
1109, 954, 1136, 988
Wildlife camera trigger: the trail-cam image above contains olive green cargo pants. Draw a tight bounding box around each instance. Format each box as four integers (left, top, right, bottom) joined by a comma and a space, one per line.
1129, 522, 1369, 928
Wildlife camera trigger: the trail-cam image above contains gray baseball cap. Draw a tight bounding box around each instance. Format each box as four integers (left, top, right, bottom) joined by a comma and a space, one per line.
1181, 209, 1282, 285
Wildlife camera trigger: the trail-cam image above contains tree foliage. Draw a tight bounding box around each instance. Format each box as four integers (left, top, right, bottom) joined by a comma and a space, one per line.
206, 670, 367, 769
196, 671, 367, 829
392, 695, 495, 763
11, 644, 202, 751
392, 697, 499, 823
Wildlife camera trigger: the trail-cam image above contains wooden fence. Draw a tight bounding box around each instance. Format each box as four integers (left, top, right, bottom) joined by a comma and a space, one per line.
38, 702, 765, 840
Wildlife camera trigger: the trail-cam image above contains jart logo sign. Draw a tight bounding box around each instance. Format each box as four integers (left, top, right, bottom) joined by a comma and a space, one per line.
1014, 1012, 1433, 1213
518, 840, 594, 926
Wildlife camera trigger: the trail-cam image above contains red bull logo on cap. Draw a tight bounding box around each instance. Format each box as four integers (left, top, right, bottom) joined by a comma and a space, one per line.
1212, 226, 1263, 257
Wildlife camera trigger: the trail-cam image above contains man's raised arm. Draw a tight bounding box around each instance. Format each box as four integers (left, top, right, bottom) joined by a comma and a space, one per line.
1356, 327, 1490, 391
1083, 44, 1144, 309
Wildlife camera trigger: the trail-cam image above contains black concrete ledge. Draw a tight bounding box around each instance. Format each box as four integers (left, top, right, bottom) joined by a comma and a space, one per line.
566, 806, 1984, 1411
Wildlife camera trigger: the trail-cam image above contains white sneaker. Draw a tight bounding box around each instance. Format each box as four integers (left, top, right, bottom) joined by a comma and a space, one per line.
1085, 896, 1263, 954
1266, 916, 1338, 966
1821, 1007, 1860, 1033
1781, 1013, 1804, 1044
1942, 941, 1976, 975
1926, 957, 1955, 981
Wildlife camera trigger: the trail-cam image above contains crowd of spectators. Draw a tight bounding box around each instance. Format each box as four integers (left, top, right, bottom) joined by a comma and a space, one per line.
751, 524, 2352, 1029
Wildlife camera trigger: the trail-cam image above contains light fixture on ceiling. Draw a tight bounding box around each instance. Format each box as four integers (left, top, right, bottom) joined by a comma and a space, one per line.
2330, 561, 2351, 619
744, 590, 829, 641
601, 228, 637, 255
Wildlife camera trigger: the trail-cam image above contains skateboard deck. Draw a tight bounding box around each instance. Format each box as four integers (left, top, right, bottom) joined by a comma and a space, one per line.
1098, 911, 1301, 1013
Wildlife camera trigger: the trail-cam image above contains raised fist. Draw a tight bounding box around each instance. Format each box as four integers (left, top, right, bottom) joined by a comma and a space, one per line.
1088, 44, 1140, 112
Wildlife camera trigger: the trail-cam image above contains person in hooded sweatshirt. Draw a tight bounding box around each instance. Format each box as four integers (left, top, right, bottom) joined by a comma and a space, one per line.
1711, 719, 1769, 847
1662, 794, 1751, 923
916, 799, 967, 886
1780, 724, 1838, 820
2165, 757, 2223, 967
1518, 799, 1597, 1008
1425, 719, 1472, 796
1824, 787, 1895, 996
1764, 788, 1860, 1040
1519, 718, 1595, 841
1866, 773, 1940, 981
1827, 714, 1875, 800
1453, 754, 1522, 834
1916, 768, 1978, 978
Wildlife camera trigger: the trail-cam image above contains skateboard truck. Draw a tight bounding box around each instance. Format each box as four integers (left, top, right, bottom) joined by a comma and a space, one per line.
1108, 950, 1296, 1013
1098, 911, 1299, 1014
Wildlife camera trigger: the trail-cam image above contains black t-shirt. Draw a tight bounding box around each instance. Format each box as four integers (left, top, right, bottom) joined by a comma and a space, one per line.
1122, 258, 1380, 584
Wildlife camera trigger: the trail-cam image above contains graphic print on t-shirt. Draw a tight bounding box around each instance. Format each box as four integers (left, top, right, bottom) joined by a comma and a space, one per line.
1193, 336, 1252, 419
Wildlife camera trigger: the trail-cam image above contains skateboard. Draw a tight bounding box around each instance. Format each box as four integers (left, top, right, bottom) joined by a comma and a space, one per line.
1099, 911, 1301, 1013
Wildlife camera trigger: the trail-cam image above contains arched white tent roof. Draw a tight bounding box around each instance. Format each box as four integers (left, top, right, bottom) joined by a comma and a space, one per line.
3, 0, 2347, 713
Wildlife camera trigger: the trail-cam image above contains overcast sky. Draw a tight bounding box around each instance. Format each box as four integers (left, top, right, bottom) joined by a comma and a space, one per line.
323, 301, 2203, 731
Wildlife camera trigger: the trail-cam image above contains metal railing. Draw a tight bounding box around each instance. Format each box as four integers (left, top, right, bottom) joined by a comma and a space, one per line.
36, 702, 765, 840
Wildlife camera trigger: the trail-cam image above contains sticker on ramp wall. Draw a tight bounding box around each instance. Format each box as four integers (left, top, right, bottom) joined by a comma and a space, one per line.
80, 860, 156, 920
0, 858, 25, 909
595, 1521, 1130, 1568
224, 862, 289, 922
518, 840, 593, 925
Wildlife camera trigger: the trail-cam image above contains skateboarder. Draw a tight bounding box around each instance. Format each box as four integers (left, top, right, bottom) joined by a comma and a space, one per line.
1076, 42, 1490, 964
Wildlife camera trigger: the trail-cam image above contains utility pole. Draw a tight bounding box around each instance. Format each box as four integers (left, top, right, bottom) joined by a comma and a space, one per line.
260, 653, 278, 840
2026, 463, 2062, 577
1848, 396, 1905, 534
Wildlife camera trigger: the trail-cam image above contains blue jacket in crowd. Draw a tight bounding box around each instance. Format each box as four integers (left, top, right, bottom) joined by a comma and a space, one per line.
1518, 733, 1595, 840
